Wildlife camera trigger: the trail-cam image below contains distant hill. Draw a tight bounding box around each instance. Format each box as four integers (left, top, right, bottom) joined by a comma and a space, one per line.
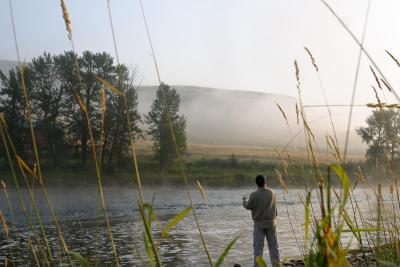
137, 86, 366, 153
138, 85, 297, 147
0, 59, 18, 74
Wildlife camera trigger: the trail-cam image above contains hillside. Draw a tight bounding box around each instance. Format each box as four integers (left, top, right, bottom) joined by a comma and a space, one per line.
138, 85, 297, 147
0, 59, 18, 75
0, 59, 365, 153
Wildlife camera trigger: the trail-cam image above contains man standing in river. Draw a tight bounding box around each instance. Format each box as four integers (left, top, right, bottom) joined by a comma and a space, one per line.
243, 175, 280, 267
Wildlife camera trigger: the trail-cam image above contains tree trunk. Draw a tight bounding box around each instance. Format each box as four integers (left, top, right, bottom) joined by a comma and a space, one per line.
81, 130, 88, 166
107, 131, 118, 165
48, 134, 57, 167
116, 118, 127, 167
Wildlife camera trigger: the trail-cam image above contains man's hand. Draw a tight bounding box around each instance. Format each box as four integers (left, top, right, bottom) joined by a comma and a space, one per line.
242, 195, 252, 210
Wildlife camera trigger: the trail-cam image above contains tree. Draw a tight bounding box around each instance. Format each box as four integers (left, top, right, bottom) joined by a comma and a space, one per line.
0, 66, 32, 155
356, 109, 400, 163
29, 53, 67, 166
103, 64, 142, 168
55, 51, 115, 166
0, 51, 142, 168
145, 84, 187, 171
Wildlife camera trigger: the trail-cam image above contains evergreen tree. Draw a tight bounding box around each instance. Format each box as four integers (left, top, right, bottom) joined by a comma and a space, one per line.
145, 84, 187, 171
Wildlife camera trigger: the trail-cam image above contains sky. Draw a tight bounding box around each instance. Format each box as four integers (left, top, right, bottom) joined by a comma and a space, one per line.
1, 0, 400, 150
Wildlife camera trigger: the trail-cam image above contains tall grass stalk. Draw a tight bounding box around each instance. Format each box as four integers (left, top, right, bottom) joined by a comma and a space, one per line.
295, 62, 326, 227
342, 0, 371, 163
0, 211, 17, 266
304, 47, 341, 163
0, 116, 52, 265
105, 2, 159, 265
58, 0, 120, 264
320, 0, 400, 101
7, 0, 74, 264
276, 169, 303, 256
1, 180, 21, 255
138, 0, 213, 264
272, 147, 306, 247
28, 238, 40, 267
106, 0, 145, 204
139, 203, 161, 265
6, 116, 70, 265
16, 159, 54, 262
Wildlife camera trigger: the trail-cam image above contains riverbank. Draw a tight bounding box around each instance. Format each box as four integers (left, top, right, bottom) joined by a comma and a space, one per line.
1, 142, 370, 187
1, 156, 367, 188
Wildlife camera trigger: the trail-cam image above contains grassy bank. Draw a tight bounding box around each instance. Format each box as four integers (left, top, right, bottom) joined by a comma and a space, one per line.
1, 150, 367, 188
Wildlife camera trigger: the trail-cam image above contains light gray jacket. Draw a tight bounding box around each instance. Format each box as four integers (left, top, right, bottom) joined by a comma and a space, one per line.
243, 187, 277, 228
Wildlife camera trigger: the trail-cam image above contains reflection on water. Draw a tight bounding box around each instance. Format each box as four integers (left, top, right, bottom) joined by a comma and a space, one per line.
0, 185, 384, 266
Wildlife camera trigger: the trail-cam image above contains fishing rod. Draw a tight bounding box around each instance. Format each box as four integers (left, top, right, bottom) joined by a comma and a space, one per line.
303, 103, 400, 108
303, 104, 365, 108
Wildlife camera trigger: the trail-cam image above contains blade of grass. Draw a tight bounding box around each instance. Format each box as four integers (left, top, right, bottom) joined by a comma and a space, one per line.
330, 164, 350, 211
139, 202, 161, 266
161, 207, 192, 238
304, 190, 312, 244
213, 235, 240, 267
255, 256, 268, 267
142, 231, 156, 267
69, 251, 91, 267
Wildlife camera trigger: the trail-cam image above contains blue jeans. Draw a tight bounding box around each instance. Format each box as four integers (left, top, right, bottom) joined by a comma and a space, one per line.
253, 224, 280, 267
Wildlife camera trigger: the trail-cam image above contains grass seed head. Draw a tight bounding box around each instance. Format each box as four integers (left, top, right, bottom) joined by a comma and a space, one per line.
304, 47, 319, 72
294, 60, 300, 86
275, 169, 288, 194
386, 50, 400, 68
380, 78, 392, 92
276, 103, 288, 121
371, 86, 381, 104
369, 66, 382, 89
60, 0, 72, 40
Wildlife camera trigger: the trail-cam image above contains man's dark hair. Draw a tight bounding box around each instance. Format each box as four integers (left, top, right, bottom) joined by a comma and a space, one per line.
255, 175, 265, 187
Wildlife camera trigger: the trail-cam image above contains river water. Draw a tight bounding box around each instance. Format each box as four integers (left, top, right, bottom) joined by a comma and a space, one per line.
0, 185, 384, 266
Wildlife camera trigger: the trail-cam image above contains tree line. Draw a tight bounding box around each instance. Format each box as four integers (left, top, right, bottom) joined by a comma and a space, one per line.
0, 51, 186, 170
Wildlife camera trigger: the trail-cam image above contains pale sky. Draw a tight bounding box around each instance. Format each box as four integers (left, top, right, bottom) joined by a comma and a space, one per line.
2, 0, 400, 150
